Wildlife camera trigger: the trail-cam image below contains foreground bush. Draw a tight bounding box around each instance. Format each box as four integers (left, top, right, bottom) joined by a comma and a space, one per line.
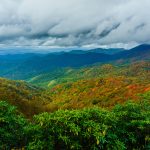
0, 96, 150, 149
28, 108, 117, 149
28, 101, 150, 149
113, 101, 150, 149
0, 101, 28, 149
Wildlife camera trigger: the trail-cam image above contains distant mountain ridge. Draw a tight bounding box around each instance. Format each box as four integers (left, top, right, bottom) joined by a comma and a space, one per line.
88, 48, 124, 54
114, 44, 150, 60
0, 44, 150, 80
69, 48, 124, 55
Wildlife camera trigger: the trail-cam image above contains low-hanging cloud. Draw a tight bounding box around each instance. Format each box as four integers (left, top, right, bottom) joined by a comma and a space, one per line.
0, 0, 150, 49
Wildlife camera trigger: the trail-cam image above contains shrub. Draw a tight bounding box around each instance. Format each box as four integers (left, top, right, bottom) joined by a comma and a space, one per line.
0, 101, 28, 149
28, 108, 124, 149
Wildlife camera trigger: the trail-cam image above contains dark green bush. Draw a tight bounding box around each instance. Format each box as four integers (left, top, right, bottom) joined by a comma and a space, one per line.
0, 101, 28, 149
28, 99, 150, 149
29, 108, 117, 150
113, 100, 150, 149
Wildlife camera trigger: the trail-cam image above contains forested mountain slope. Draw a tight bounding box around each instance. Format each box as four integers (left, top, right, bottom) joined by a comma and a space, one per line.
28, 61, 150, 88
1, 61, 150, 117
0, 78, 51, 117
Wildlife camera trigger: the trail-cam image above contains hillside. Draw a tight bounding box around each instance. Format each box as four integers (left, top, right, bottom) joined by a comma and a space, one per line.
29, 61, 150, 110
45, 76, 150, 110
28, 61, 150, 110
0, 78, 52, 117
1, 61, 150, 117
28, 61, 150, 88
1, 45, 150, 117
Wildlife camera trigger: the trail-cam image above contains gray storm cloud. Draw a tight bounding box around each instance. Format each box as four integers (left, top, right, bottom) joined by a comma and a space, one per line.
0, 0, 150, 48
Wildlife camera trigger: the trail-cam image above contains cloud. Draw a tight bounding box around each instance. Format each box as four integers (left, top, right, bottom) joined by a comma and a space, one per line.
0, 0, 150, 50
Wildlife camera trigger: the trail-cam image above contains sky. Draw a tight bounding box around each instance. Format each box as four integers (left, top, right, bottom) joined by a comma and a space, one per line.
0, 0, 150, 52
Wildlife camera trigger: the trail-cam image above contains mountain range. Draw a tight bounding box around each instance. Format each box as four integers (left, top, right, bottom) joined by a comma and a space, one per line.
0, 44, 150, 80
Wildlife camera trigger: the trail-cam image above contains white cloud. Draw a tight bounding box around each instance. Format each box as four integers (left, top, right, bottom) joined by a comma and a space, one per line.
0, 0, 150, 50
